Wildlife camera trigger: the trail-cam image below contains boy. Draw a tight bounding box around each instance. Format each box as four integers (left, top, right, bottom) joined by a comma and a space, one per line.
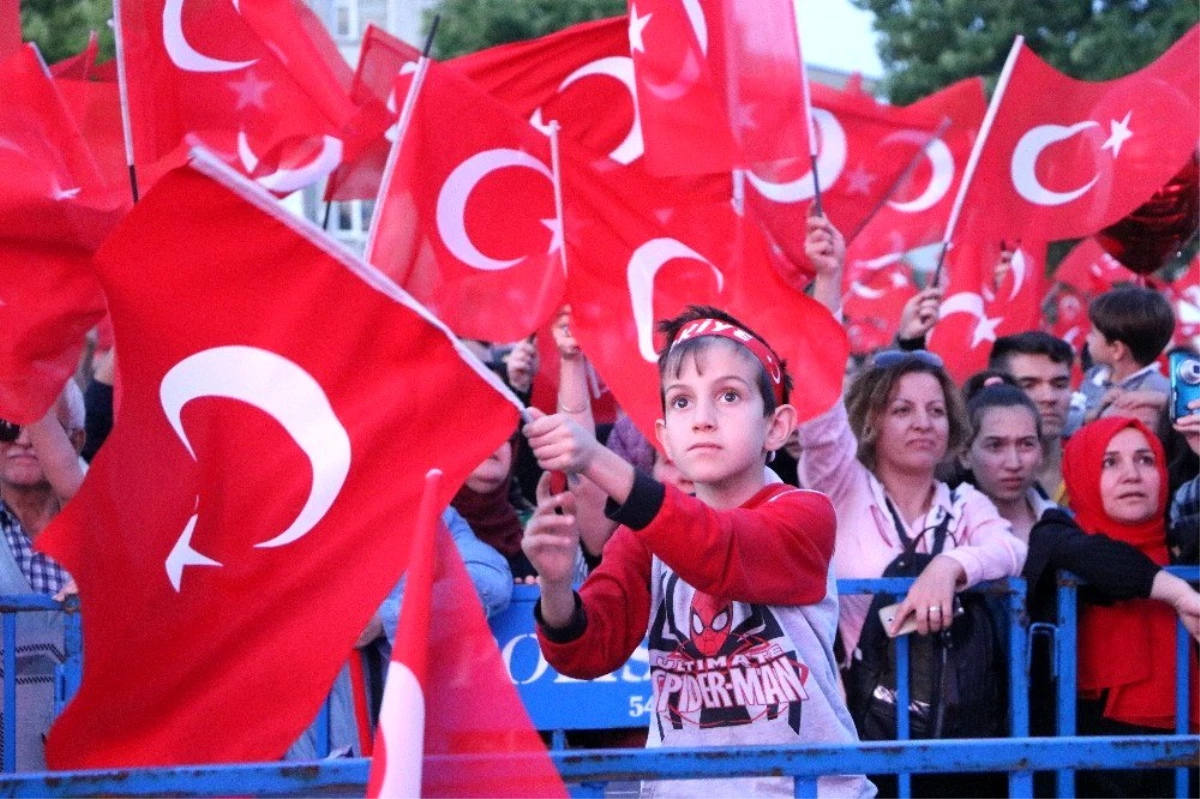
1081, 285, 1174, 425
522, 306, 873, 798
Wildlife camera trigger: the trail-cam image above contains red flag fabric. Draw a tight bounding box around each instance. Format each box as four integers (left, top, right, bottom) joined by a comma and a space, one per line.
368, 473, 567, 798
0, 0, 17, 60
746, 79, 948, 281
323, 25, 420, 202
38, 152, 521, 769
630, 0, 809, 176
955, 27, 1199, 242
562, 147, 847, 442
116, 0, 387, 193
0, 45, 123, 422
1164, 256, 1200, 349
928, 239, 1048, 383
841, 259, 919, 356
1053, 236, 1132, 297
367, 61, 565, 343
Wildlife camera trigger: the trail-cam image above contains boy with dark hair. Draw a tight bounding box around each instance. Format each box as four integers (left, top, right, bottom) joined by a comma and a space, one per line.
1081, 285, 1174, 423
521, 305, 873, 798
989, 331, 1076, 500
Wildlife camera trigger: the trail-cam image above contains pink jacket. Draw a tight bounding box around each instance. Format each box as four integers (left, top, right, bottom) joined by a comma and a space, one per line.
798, 402, 1027, 654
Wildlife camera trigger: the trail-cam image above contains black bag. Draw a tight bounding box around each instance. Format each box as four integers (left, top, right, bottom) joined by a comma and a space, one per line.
845, 495, 1007, 741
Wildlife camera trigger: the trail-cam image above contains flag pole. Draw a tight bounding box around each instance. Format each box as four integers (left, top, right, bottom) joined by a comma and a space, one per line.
932, 35, 1023, 287
791, 1, 822, 217
362, 15, 439, 265
731, 169, 745, 216
846, 117, 952, 245
111, 0, 140, 204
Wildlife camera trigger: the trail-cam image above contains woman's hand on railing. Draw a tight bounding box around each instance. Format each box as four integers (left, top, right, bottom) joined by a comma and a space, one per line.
888, 555, 965, 637
1151, 571, 1200, 641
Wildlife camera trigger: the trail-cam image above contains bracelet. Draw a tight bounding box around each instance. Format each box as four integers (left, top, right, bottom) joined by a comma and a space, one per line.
557, 398, 590, 414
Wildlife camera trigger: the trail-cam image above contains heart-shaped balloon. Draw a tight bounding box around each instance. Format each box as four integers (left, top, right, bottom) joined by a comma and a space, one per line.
1096, 152, 1199, 275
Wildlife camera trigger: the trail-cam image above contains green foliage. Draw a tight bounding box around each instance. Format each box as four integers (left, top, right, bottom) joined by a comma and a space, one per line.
851, 0, 1200, 104
426, 0, 625, 59
21, 0, 114, 65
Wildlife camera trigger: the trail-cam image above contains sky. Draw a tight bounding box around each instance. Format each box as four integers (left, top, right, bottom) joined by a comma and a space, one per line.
795, 0, 884, 79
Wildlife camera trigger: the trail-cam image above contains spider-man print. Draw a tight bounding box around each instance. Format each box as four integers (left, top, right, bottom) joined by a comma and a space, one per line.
648, 573, 808, 735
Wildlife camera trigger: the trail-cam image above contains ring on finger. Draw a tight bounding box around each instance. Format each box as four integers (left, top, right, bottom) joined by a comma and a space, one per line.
928, 605, 942, 614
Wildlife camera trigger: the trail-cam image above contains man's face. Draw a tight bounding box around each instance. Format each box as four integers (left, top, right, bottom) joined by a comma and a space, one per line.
1005, 354, 1072, 440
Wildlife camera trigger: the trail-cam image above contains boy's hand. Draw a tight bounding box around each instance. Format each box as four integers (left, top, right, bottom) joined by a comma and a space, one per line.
899, 286, 943, 341
804, 213, 845, 278
523, 407, 601, 475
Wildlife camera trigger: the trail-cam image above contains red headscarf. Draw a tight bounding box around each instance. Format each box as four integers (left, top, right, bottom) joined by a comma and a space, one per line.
1063, 416, 1195, 730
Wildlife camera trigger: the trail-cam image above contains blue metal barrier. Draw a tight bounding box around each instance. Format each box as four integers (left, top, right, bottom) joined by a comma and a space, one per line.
1056, 566, 1199, 799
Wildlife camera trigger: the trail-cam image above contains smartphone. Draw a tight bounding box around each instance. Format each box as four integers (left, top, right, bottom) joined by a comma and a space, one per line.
878, 601, 965, 638
1169, 351, 1200, 422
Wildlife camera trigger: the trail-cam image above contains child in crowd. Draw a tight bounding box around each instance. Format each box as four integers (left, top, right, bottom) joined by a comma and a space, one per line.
521, 306, 873, 798
1081, 285, 1175, 424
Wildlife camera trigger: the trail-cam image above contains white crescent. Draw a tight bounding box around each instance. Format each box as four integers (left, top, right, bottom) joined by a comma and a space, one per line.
940, 292, 985, 322
746, 109, 847, 203
237, 132, 343, 194
160, 345, 352, 552
163, 0, 257, 73
553, 56, 643, 165
1007, 247, 1027, 301
682, 0, 708, 53
627, 238, 724, 362
436, 148, 554, 272
849, 281, 887, 300
1011, 121, 1100, 206
882, 130, 954, 214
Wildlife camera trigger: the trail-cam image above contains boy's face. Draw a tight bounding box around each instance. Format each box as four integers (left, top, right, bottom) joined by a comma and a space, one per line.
654, 340, 793, 505
1086, 327, 1116, 367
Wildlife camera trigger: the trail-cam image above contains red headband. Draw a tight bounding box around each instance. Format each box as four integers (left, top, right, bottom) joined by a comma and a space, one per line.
670, 318, 785, 405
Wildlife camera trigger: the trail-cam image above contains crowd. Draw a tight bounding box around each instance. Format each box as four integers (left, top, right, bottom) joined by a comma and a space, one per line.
0, 215, 1196, 797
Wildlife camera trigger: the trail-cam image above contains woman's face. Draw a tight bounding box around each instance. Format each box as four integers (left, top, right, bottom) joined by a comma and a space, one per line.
1099, 427, 1162, 524
962, 405, 1042, 504
466, 441, 513, 493
873, 372, 950, 476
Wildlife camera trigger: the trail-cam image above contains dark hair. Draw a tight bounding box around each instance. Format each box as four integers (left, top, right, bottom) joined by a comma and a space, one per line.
964, 383, 1043, 446
961, 369, 1018, 404
1087, 285, 1175, 366
844, 355, 970, 471
989, 331, 1074, 372
657, 305, 791, 415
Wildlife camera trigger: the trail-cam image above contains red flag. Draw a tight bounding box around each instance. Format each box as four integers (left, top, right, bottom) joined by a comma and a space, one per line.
1164, 255, 1200, 348
630, 0, 810, 176
562, 147, 847, 442
747, 79, 949, 279
323, 25, 420, 202
0, 45, 124, 422
954, 27, 1199, 242
367, 61, 565, 343
928, 239, 1048, 382
844, 78, 987, 265
368, 472, 567, 798
116, 0, 386, 193
841, 260, 918, 356
1053, 236, 1132, 297
0, 0, 17, 60
38, 152, 521, 769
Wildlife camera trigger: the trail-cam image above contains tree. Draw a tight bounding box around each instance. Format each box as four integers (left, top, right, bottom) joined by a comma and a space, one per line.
21, 0, 114, 65
853, 0, 1199, 104
426, 0, 624, 59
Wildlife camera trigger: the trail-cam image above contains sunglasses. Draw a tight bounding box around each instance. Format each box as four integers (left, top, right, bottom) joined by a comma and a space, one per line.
0, 421, 20, 443
871, 349, 945, 370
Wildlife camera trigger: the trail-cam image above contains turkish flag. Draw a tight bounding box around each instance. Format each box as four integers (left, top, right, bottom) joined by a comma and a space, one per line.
367, 60, 565, 343
928, 239, 1048, 383
367, 472, 566, 799
1164, 255, 1200, 348
1053, 236, 1133, 297
323, 25, 420, 202
746, 78, 950, 281
38, 151, 521, 768
561, 147, 847, 442
955, 27, 1199, 242
116, 0, 386, 193
841, 261, 919, 356
0, 45, 124, 423
630, 0, 810, 176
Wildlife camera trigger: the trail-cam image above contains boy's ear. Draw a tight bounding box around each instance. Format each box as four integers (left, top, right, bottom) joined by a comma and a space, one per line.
764, 404, 797, 455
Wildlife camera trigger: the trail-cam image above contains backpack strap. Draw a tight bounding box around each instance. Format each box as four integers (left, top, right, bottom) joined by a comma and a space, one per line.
884, 487, 957, 558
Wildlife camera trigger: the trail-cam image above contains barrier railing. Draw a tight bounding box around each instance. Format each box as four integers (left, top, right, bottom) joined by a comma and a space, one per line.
1055, 565, 1199, 799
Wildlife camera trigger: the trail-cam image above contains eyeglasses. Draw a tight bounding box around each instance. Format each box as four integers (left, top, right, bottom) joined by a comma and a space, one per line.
871, 349, 945, 370
0, 421, 20, 443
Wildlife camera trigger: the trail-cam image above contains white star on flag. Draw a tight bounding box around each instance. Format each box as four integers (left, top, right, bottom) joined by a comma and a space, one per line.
629, 5, 652, 54
972, 314, 1003, 348
844, 163, 877, 196
227, 71, 272, 111
1101, 111, 1133, 159
542, 217, 563, 254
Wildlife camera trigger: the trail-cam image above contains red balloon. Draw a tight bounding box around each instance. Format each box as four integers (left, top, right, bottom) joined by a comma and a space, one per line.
1096, 152, 1199, 275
